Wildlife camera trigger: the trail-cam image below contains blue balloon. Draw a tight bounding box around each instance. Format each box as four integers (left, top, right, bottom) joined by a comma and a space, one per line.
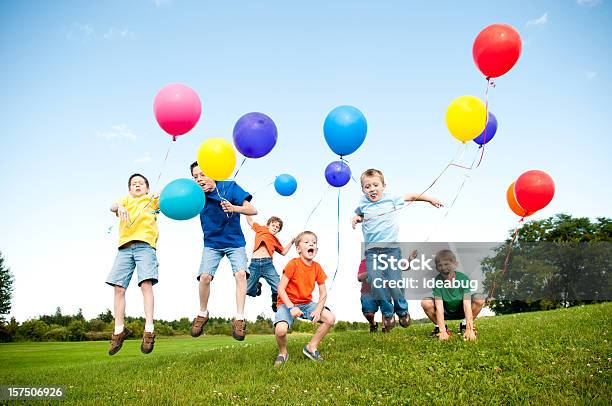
233, 112, 278, 158
325, 161, 351, 187
473, 112, 498, 145
274, 174, 297, 196
323, 105, 367, 156
159, 178, 205, 220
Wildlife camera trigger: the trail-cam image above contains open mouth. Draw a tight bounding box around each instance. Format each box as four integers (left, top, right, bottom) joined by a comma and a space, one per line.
369, 192, 378, 199
307, 248, 315, 255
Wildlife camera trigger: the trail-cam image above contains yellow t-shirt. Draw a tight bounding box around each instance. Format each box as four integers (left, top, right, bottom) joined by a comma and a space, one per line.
116, 194, 159, 249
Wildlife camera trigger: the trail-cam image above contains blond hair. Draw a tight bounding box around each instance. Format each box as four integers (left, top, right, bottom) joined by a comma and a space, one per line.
294, 231, 317, 247
435, 249, 457, 263
360, 168, 385, 186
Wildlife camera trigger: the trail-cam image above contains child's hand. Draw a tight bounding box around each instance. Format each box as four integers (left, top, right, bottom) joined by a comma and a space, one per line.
289, 307, 303, 318
429, 198, 444, 208
351, 215, 364, 229
438, 329, 450, 341
310, 311, 321, 323
463, 325, 477, 341
117, 206, 130, 223
220, 200, 236, 213
409, 250, 418, 261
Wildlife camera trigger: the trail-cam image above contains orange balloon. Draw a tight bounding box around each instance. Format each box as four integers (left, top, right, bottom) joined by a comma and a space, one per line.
507, 182, 532, 217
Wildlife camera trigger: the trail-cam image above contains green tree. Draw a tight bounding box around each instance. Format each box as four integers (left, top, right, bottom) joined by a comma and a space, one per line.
0, 251, 15, 323
482, 214, 612, 314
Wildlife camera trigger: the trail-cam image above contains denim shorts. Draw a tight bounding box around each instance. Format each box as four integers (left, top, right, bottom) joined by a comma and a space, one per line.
197, 246, 248, 280
274, 302, 327, 328
106, 242, 159, 289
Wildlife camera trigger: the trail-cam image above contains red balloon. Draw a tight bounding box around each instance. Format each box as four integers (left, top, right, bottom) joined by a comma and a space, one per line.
473, 24, 522, 78
514, 170, 555, 213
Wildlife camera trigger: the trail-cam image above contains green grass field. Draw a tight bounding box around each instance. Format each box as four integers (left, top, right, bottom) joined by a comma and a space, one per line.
1, 303, 610, 405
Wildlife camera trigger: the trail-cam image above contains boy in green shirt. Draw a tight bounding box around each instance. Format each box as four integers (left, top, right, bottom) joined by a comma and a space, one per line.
421, 249, 484, 341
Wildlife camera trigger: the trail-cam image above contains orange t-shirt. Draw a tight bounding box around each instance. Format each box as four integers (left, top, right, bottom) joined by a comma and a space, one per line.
278, 258, 327, 306
252, 223, 284, 257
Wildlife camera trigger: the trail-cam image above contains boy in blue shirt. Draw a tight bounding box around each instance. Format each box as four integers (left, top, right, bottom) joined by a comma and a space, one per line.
352, 168, 442, 332
189, 162, 257, 341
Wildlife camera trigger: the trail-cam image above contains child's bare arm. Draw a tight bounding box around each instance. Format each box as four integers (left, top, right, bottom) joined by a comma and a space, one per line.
220, 200, 258, 215
278, 274, 302, 317
280, 238, 295, 256
351, 214, 364, 229
110, 202, 129, 222
404, 193, 443, 208
311, 283, 328, 323
246, 215, 255, 228
357, 270, 367, 282
463, 296, 476, 341
435, 298, 449, 340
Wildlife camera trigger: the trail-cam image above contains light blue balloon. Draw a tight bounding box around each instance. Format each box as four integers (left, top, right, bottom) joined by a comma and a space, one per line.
159, 178, 205, 220
274, 174, 297, 196
323, 105, 367, 156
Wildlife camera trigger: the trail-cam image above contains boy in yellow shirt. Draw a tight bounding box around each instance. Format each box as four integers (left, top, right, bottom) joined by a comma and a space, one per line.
106, 174, 159, 355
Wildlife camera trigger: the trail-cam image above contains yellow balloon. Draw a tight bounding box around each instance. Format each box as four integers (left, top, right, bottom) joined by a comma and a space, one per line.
197, 138, 236, 181
445, 95, 487, 143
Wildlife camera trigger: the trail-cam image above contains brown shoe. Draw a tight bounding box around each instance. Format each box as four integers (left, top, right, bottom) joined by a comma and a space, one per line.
141, 332, 155, 354
190, 314, 209, 337
399, 314, 411, 328
231, 319, 246, 341
108, 328, 131, 356
383, 317, 395, 333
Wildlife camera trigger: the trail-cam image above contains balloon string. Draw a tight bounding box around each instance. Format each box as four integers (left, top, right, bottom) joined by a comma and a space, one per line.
251, 180, 275, 197
486, 216, 524, 302
329, 188, 342, 291
232, 157, 248, 180
303, 185, 332, 229
476, 78, 496, 168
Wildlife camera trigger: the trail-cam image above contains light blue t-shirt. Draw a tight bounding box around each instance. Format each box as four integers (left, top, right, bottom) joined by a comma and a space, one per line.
355, 193, 405, 245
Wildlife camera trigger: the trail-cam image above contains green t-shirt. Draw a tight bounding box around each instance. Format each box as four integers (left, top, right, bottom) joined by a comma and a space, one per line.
432, 271, 472, 314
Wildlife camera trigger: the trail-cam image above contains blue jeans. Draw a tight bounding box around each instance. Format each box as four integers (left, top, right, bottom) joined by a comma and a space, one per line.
197, 246, 248, 280
366, 247, 406, 312
246, 258, 280, 304
106, 242, 159, 289
360, 293, 394, 318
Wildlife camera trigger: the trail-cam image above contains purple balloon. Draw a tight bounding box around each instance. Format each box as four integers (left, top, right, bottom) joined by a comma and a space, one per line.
325, 161, 351, 187
473, 112, 498, 145
233, 112, 278, 158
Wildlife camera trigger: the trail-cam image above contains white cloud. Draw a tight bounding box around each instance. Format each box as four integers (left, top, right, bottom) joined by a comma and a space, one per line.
97, 124, 137, 140
577, 0, 601, 6
527, 12, 548, 27
103, 27, 136, 40
134, 153, 153, 164
585, 71, 598, 79
65, 23, 94, 41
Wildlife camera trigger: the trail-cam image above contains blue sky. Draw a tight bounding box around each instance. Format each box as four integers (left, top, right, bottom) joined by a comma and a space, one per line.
1, 0, 610, 323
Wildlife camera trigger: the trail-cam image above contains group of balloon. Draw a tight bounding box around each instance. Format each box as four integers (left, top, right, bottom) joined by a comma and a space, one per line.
152, 23, 554, 222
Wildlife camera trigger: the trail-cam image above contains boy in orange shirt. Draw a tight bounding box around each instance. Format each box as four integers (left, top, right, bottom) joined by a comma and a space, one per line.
273, 231, 336, 367
245, 215, 294, 312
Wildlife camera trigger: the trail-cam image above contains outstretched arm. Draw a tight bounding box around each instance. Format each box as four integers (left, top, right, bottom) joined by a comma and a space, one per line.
246, 215, 255, 228
404, 193, 443, 208
110, 202, 129, 222
280, 237, 295, 256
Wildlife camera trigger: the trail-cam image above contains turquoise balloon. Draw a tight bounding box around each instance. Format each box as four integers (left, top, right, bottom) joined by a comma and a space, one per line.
323, 105, 367, 156
159, 178, 205, 220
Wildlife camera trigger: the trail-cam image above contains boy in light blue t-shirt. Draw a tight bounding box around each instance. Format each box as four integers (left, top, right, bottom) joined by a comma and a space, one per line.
352, 168, 442, 332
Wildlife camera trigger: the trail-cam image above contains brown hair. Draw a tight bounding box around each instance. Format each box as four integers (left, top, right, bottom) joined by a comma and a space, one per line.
128, 173, 149, 189
267, 216, 283, 231
360, 168, 385, 186
435, 249, 457, 263
294, 231, 317, 247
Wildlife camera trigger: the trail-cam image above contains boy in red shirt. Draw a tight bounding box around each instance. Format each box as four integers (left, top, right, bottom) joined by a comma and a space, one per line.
273, 231, 336, 367
245, 215, 294, 311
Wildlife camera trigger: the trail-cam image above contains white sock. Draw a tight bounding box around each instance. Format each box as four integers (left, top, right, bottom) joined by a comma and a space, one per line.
198, 310, 208, 318
114, 325, 124, 335
145, 324, 154, 333
235, 313, 245, 320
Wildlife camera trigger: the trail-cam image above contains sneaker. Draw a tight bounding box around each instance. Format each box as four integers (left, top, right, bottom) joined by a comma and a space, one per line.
271, 302, 278, 313
232, 319, 246, 341
108, 328, 131, 356
256, 282, 262, 297
303, 345, 323, 362
459, 321, 467, 334
190, 314, 209, 337
273, 353, 288, 368
383, 317, 395, 333
140, 332, 155, 354
430, 326, 441, 337
398, 314, 411, 328
369, 322, 379, 333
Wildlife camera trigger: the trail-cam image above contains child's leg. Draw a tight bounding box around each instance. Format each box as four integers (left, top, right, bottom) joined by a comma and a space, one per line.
113, 286, 127, 329
471, 294, 485, 318
226, 248, 248, 316
307, 308, 335, 351
140, 280, 154, 329
421, 297, 437, 324
275, 321, 289, 356
245, 261, 261, 297
262, 261, 280, 306
197, 247, 223, 314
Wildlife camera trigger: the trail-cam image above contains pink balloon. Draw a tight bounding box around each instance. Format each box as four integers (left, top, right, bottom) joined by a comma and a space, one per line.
153, 84, 202, 138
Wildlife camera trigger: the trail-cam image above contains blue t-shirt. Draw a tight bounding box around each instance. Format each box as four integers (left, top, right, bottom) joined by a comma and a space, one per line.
355, 193, 405, 245
199, 181, 252, 249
